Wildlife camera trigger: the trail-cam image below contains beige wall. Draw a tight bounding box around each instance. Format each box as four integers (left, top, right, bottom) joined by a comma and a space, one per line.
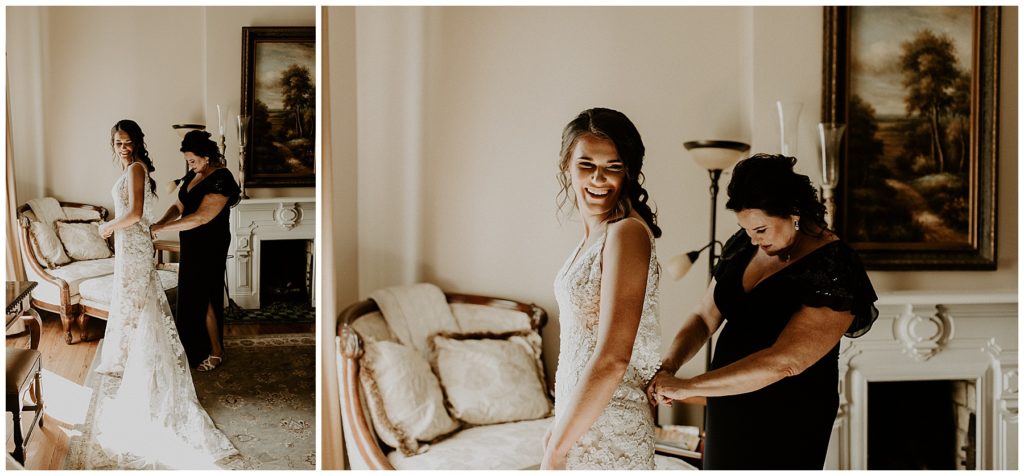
6, 6, 315, 217
322, 5, 358, 471
329, 2, 1018, 379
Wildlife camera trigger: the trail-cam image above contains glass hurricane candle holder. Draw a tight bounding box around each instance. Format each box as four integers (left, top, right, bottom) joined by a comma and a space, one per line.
817, 122, 846, 229
776, 100, 803, 157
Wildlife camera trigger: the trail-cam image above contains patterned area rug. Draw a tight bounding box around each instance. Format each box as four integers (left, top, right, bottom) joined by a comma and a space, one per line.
64, 334, 315, 470
225, 302, 315, 324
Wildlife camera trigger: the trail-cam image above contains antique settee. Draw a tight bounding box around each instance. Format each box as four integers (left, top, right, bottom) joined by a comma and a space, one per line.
336, 284, 696, 470
16, 199, 178, 344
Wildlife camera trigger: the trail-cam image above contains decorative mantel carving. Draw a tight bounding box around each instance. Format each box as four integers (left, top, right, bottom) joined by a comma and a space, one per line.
1002, 369, 1019, 420
893, 304, 954, 361
274, 202, 303, 230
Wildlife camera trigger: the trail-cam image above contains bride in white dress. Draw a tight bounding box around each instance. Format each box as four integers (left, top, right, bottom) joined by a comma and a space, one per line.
92, 120, 237, 468
544, 108, 663, 470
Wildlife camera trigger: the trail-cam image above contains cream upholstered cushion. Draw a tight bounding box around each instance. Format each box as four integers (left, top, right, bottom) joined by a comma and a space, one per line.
430, 331, 551, 425
449, 303, 533, 333
388, 417, 553, 470
79, 269, 177, 306
385, 416, 696, 471
55, 220, 112, 261
29, 221, 72, 268
359, 340, 459, 456
29, 257, 114, 305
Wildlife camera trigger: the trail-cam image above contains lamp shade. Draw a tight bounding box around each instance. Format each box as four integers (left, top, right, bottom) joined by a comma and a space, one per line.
666, 249, 703, 281
683, 140, 751, 171
172, 123, 205, 139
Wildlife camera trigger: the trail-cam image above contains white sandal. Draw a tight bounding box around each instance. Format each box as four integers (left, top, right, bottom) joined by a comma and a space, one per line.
197, 355, 223, 372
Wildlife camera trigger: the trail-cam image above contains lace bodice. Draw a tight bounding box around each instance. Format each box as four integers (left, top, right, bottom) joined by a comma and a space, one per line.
112, 162, 157, 228
552, 217, 661, 469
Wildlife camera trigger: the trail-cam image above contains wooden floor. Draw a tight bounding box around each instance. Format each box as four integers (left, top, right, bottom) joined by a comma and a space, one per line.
5, 311, 313, 469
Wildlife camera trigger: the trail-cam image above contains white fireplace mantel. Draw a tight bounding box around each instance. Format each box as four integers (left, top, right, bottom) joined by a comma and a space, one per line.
228, 197, 316, 309
826, 291, 1018, 470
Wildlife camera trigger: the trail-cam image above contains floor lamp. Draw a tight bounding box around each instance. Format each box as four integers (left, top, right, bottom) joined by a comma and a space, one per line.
668, 140, 750, 370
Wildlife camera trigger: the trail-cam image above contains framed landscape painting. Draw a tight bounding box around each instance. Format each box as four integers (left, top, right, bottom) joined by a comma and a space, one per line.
822, 6, 1000, 269
241, 26, 316, 188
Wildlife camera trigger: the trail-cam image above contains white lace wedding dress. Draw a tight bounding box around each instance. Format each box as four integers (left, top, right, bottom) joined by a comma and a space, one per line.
92, 162, 237, 469
552, 217, 662, 470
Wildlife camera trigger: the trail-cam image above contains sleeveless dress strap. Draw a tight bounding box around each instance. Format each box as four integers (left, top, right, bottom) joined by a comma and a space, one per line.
613, 216, 656, 242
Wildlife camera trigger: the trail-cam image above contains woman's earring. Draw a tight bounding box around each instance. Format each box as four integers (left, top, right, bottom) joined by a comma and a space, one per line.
794, 220, 800, 231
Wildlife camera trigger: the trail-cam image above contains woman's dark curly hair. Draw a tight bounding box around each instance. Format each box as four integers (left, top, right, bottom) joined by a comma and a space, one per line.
110, 119, 157, 194
557, 107, 661, 238
179, 130, 225, 166
725, 153, 827, 230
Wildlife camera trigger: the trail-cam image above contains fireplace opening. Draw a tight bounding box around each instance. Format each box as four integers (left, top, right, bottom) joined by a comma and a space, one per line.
259, 239, 314, 308
868, 380, 977, 470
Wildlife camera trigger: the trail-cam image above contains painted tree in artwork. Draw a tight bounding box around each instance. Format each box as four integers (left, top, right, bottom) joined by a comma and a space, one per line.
252, 99, 278, 172
279, 64, 314, 139
947, 70, 972, 174
899, 29, 961, 174
847, 94, 884, 189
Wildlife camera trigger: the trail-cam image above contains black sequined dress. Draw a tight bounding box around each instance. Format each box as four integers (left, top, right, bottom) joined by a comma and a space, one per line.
704, 229, 878, 470
175, 168, 240, 367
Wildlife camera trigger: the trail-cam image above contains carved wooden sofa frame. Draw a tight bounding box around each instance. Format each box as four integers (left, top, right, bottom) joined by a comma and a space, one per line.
337, 292, 548, 470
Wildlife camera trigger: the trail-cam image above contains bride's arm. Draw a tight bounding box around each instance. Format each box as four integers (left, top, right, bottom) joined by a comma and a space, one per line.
541, 219, 651, 470
99, 163, 146, 238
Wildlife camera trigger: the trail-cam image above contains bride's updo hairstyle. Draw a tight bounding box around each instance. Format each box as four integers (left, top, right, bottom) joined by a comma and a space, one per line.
179, 130, 225, 166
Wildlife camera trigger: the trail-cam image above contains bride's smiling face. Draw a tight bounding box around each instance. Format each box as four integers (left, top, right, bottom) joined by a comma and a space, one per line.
568, 133, 625, 220
112, 130, 134, 164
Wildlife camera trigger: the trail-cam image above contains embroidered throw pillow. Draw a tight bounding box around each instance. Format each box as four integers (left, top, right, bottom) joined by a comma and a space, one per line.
55, 219, 112, 261
359, 340, 459, 456
429, 331, 552, 426
29, 221, 71, 268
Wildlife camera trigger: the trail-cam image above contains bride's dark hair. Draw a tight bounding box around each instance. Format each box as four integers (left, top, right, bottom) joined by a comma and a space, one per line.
110, 119, 157, 194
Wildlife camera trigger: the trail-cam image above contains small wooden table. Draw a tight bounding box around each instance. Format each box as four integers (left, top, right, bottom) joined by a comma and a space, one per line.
154, 240, 180, 267
6, 281, 42, 350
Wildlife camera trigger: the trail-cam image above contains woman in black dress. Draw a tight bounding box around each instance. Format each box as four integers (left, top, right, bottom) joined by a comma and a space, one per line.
151, 130, 240, 371
647, 154, 877, 469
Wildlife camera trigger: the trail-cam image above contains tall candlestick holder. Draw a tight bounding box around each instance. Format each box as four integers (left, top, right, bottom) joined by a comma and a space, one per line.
237, 114, 251, 199
817, 122, 846, 229
217, 104, 228, 158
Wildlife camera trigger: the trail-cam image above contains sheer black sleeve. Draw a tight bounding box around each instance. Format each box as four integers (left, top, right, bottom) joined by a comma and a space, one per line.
794, 242, 879, 338
204, 168, 241, 208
